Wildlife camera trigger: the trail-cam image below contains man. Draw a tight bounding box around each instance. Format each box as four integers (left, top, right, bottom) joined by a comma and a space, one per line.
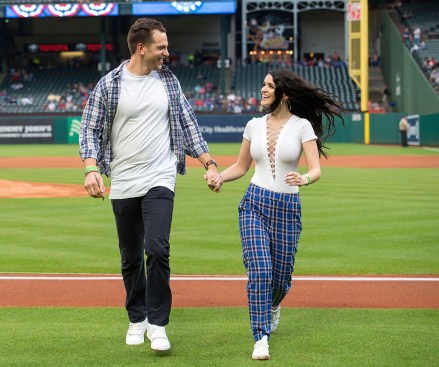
399, 114, 409, 147
79, 18, 219, 352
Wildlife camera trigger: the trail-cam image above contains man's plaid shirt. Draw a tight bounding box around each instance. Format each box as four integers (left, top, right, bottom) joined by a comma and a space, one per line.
79, 60, 209, 177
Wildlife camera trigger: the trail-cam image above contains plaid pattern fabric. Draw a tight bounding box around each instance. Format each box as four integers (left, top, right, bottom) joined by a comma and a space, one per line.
238, 183, 302, 341
79, 61, 208, 177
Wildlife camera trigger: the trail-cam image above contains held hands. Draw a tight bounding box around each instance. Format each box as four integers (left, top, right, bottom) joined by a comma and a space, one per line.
204, 171, 223, 193
84, 172, 105, 200
284, 172, 309, 187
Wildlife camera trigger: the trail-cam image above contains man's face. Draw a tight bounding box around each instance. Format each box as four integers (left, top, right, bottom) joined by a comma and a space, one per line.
142, 30, 169, 71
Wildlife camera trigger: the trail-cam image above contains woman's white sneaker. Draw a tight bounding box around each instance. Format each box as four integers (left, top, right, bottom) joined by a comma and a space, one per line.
146, 323, 171, 351
126, 318, 148, 345
252, 335, 270, 360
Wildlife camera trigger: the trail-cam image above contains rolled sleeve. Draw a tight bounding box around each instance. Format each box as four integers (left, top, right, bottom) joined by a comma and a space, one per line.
180, 92, 209, 158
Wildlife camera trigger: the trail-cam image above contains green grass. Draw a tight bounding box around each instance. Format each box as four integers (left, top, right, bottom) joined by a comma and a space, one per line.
0, 142, 437, 158
0, 144, 438, 275
1, 307, 437, 367
0, 144, 80, 157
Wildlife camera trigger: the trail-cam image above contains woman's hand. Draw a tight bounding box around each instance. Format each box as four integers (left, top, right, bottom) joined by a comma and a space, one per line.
204, 173, 223, 193
284, 171, 308, 187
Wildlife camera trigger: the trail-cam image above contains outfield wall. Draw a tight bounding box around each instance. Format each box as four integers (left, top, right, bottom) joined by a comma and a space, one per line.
0, 113, 438, 146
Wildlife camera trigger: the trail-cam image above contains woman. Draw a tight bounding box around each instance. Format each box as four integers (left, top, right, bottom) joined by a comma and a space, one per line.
210, 68, 343, 360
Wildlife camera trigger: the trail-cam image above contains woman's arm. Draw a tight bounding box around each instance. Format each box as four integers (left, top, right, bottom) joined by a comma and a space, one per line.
284, 139, 321, 187
220, 138, 253, 183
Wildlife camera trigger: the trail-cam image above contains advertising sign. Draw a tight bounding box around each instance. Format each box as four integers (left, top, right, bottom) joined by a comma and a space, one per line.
407, 114, 420, 146
0, 119, 54, 144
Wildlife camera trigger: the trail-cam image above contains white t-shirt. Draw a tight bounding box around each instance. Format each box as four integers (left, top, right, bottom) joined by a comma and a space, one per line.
243, 114, 317, 194
109, 67, 177, 199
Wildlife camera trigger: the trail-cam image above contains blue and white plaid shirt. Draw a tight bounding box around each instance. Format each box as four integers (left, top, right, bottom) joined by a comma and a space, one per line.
79, 60, 209, 177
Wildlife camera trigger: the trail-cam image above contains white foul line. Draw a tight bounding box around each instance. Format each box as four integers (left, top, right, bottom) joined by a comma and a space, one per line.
0, 275, 438, 282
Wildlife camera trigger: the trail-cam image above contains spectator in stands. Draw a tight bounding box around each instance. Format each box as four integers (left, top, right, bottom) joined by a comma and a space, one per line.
226, 89, 237, 112
410, 43, 420, 53
47, 101, 56, 112
212, 68, 343, 360
429, 67, 438, 85
187, 52, 195, 67
402, 27, 412, 47
413, 26, 421, 47
79, 17, 219, 353
369, 53, 381, 67
330, 51, 346, 67
399, 114, 409, 147
21, 96, 33, 106
11, 82, 23, 90
11, 69, 21, 83
205, 81, 213, 93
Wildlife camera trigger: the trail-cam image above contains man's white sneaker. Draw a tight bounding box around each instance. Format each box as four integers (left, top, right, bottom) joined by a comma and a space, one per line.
252, 335, 270, 360
126, 318, 148, 345
271, 306, 281, 333
146, 323, 171, 351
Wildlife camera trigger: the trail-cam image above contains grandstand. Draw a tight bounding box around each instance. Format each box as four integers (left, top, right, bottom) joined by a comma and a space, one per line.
392, 0, 439, 93
0, 66, 100, 114
0, 0, 437, 116
232, 63, 360, 111
0, 62, 361, 114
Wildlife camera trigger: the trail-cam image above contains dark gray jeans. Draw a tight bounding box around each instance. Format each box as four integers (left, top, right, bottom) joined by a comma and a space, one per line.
111, 186, 174, 326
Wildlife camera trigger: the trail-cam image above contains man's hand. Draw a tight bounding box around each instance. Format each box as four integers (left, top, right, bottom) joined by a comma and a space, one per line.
84, 172, 105, 200
204, 171, 223, 193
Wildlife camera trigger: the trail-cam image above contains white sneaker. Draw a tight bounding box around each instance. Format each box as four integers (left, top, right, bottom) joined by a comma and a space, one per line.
271, 306, 281, 333
252, 335, 270, 360
126, 318, 148, 345
146, 323, 171, 351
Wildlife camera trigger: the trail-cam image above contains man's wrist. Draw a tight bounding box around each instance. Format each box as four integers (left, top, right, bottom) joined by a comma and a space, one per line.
204, 159, 218, 170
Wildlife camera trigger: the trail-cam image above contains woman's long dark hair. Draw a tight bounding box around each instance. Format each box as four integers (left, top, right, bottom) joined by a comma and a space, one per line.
267, 68, 344, 158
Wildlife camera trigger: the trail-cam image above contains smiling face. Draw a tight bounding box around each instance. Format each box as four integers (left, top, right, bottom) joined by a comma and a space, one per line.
260, 73, 276, 108
141, 30, 169, 71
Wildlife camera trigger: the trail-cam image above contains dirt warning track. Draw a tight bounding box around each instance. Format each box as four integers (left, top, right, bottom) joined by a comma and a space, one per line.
0, 274, 438, 309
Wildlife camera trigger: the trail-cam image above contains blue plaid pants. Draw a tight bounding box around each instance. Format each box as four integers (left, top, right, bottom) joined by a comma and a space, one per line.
238, 183, 302, 341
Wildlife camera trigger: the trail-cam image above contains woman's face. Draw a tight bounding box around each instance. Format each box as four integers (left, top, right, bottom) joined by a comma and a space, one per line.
260, 74, 276, 108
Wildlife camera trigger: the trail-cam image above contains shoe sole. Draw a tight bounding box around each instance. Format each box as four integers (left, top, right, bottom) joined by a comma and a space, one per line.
252, 355, 270, 360
151, 346, 171, 352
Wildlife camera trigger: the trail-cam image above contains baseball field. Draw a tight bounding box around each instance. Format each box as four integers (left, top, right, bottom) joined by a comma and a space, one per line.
0, 142, 438, 366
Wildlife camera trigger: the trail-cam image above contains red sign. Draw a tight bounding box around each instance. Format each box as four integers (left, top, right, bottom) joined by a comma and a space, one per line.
26, 43, 114, 53
348, 3, 361, 21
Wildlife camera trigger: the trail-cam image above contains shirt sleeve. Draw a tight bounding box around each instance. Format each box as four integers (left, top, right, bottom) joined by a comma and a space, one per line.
178, 82, 209, 158
300, 118, 318, 144
79, 80, 107, 161
243, 117, 257, 141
